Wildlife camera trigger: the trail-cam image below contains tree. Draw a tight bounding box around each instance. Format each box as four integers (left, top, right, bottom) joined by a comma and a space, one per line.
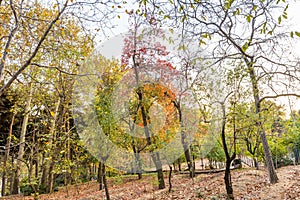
281, 110, 300, 165
236, 100, 285, 169
94, 55, 126, 199
0, 0, 118, 96
0, 1, 95, 195
144, 0, 300, 184
218, 94, 236, 200
120, 12, 168, 189
234, 102, 262, 169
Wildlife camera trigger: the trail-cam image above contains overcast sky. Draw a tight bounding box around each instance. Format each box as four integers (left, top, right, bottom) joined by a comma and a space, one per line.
96, 1, 300, 116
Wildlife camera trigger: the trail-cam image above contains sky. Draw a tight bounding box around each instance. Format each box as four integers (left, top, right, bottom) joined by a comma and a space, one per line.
96, 0, 300, 116
288, 0, 300, 54
273, 0, 300, 115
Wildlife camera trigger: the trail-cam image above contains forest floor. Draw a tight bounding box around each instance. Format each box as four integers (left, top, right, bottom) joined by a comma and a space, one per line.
1, 165, 300, 200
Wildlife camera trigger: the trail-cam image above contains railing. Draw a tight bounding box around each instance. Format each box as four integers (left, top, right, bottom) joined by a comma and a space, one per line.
238, 155, 255, 167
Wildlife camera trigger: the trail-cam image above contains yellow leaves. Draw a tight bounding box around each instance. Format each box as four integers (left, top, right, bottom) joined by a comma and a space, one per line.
61, 27, 65, 36
50, 111, 55, 117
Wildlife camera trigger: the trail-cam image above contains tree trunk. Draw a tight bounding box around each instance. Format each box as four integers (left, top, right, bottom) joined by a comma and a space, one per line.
168, 165, 172, 193
260, 130, 278, 183
224, 159, 234, 200
183, 143, 194, 178
132, 140, 142, 179
220, 102, 236, 200
178, 159, 181, 171
28, 130, 38, 196
47, 162, 55, 193
136, 89, 165, 189
176, 102, 195, 178
253, 157, 259, 170
102, 164, 110, 200
9, 156, 15, 195
247, 59, 278, 184
40, 157, 48, 191
13, 84, 34, 194
47, 94, 66, 193
47, 141, 64, 193
294, 148, 299, 164
152, 152, 165, 189
98, 162, 103, 190
1, 114, 15, 196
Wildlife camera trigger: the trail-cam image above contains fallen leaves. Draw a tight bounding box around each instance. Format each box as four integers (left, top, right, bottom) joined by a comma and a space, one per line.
1, 165, 300, 200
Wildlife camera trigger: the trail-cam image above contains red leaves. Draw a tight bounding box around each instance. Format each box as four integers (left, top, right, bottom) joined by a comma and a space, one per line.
120, 15, 174, 74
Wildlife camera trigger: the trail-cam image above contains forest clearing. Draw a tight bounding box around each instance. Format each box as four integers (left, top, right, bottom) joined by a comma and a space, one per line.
1, 0, 300, 199
1, 165, 299, 200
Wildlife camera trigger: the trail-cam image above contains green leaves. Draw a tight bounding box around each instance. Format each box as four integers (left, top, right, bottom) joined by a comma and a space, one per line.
179, 5, 184, 12
242, 42, 249, 52
245, 15, 253, 23
199, 39, 206, 45
202, 33, 211, 40
232, 8, 241, 16
224, 0, 234, 11
278, 4, 288, 25
290, 31, 300, 38
278, 16, 282, 24
178, 44, 187, 51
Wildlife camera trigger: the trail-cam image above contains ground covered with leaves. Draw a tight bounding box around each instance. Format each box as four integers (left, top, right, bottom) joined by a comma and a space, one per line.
1, 165, 300, 200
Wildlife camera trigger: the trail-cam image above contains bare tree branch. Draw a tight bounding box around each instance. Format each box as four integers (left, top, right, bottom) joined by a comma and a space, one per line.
259, 93, 300, 103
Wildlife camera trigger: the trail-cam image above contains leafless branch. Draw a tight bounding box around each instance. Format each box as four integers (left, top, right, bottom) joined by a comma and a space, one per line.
259, 93, 300, 103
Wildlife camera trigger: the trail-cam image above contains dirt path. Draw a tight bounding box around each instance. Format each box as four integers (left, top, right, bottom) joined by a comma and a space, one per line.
1, 165, 300, 200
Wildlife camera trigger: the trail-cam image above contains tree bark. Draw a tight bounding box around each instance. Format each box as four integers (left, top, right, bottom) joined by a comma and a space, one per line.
136, 89, 165, 189
224, 159, 234, 200
13, 84, 34, 194
9, 156, 15, 195
253, 157, 259, 170
47, 162, 55, 193
175, 102, 195, 178
40, 156, 48, 191
168, 165, 172, 193
247, 62, 278, 184
1, 114, 15, 196
132, 140, 142, 179
47, 93, 65, 193
102, 164, 110, 200
178, 159, 181, 171
98, 162, 103, 190
220, 102, 236, 200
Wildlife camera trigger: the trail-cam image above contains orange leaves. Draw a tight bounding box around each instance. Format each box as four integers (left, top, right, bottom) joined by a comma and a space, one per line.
142, 83, 176, 103
131, 82, 179, 144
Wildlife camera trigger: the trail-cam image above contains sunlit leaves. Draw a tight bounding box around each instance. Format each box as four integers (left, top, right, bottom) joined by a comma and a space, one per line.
290, 31, 300, 38
278, 16, 282, 24
232, 8, 241, 16
94, 57, 128, 149
224, 0, 234, 11
242, 42, 249, 52
245, 15, 253, 23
